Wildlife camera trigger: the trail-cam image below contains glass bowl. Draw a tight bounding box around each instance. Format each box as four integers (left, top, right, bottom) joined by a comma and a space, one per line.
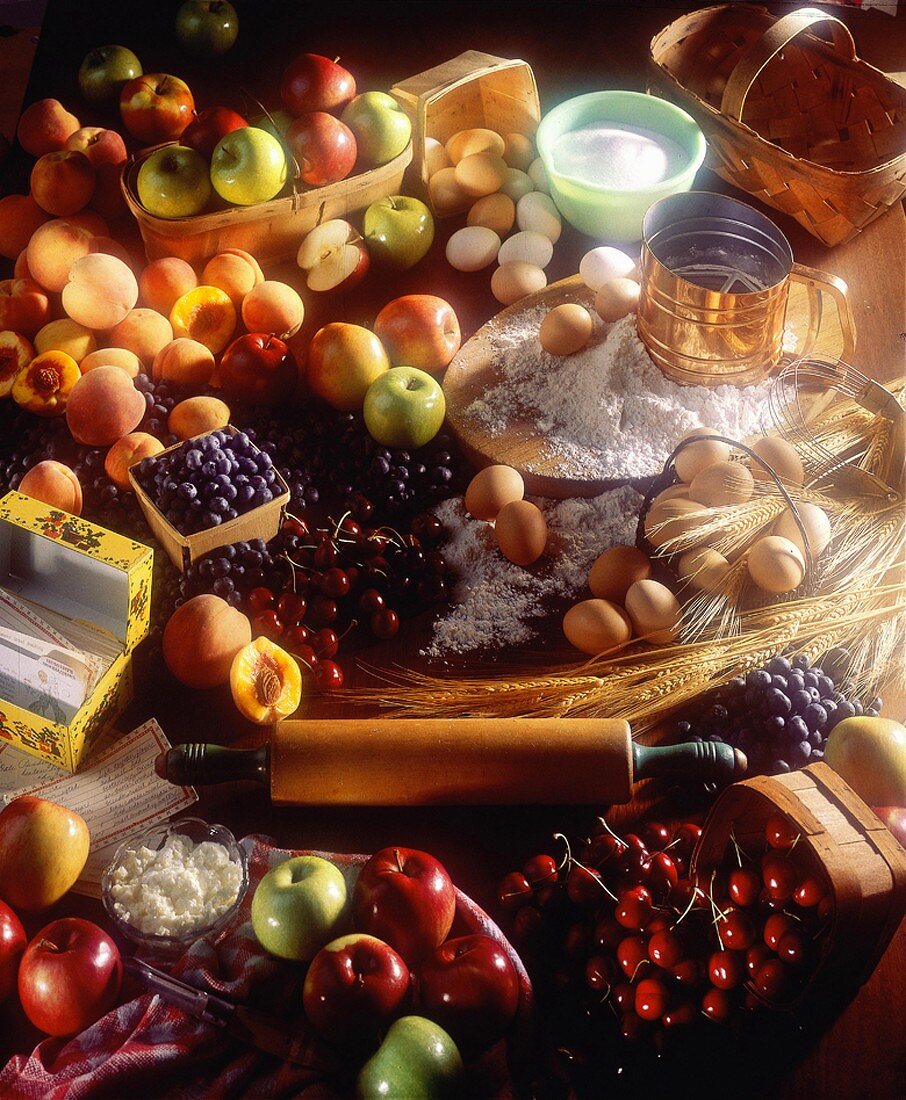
101, 817, 248, 954
536, 90, 706, 241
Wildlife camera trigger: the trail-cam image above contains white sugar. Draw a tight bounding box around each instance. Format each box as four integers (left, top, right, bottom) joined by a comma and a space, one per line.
551, 122, 689, 190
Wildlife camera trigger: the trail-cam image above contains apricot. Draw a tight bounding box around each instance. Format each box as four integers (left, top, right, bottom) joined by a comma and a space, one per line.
12, 350, 80, 416
152, 337, 215, 387
230, 637, 302, 724
0, 278, 51, 337
0, 194, 49, 260
169, 286, 236, 354
108, 308, 173, 365
62, 253, 138, 330
65, 365, 146, 445
241, 280, 304, 339
201, 249, 263, 305
18, 460, 83, 514
80, 347, 142, 377
140, 257, 197, 316
34, 318, 97, 362
0, 332, 36, 397
104, 432, 165, 490
168, 395, 231, 439
27, 220, 96, 293
30, 150, 95, 217
16, 99, 81, 157
163, 594, 252, 689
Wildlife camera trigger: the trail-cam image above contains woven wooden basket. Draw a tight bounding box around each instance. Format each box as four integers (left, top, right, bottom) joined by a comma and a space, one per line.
648, 4, 906, 247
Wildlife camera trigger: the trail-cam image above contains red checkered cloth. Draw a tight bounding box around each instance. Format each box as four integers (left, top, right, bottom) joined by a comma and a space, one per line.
1, 837, 533, 1099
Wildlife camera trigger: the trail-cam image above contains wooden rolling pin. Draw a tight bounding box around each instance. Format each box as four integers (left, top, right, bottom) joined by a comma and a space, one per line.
156, 718, 746, 805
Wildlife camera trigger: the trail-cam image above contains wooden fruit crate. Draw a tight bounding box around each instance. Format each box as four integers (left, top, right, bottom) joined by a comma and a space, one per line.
692, 762, 906, 1019
121, 141, 412, 267
128, 424, 290, 572
391, 50, 540, 216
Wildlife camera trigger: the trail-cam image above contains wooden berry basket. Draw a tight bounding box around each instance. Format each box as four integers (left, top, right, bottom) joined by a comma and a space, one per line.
121, 141, 412, 267
692, 762, 906, 1019
391, 50, 540, 216
128, 424, 290, 572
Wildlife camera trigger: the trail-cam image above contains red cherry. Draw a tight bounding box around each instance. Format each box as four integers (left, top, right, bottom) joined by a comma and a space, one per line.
277, 591, 306, 625
765, 812, 799, 850
312, 538, 338, 568
755, 958, 792, 999
282, 517, 306, 538
777, 930, 809, 967
728, 866, 760, 907
566, 865, 604, 906
248, 586, 276, 613
523, 854, 558, 887
308, 595, 338, 626
616, 936, 649, 980
497, 871, 532, 911
702, 987, 733, 1022
584, 832, 625, 868
251, 609, 283, 639
764, 913, 796, 951
758, 887, 785, 913
615, 885, 654, 930
641, 821, 671, 851
371, 608, 399, 639
793, 876, 826, 908
761, 854, 798, 902
721, 909, 756, 951
672, 878, 698, 908
314, 627, 339, 658
512, 905, 542, 944
648, 929, 684, 969
708, 949, 744, 990
663, 1000, 696, 1028
645, 914, 671, 935
669, 958, 703, 987
586, 954, 618, 992
563, 922, 591, 961
594, 917, 624, 951
358, 587, 385, 613
817, 895, 834, 922
643, 851, 679, 898
611, 982, 634, 1010
321, 566, 350, 598
534, 885, 561, 909
619, 1010, 646, 1042
746, 943, 772, 977
635, 977, 669, 1021
294, 644, 319, 669
288, 622, 313, 648
314, 659, 343, 691
671, 822, 702, 858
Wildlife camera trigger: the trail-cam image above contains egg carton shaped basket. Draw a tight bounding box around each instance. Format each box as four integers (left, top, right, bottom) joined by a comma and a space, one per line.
391, 50, 540, 216
121, 140, 412, 267
692, 762, 906, 1020
648, 4, 906, 246
128, 424, 289, 572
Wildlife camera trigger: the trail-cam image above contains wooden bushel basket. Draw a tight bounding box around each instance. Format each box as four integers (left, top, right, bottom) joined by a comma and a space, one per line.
648, 4, 906, 247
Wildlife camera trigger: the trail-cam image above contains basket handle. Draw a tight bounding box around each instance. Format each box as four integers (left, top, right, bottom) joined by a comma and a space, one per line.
720, 7, 858, 122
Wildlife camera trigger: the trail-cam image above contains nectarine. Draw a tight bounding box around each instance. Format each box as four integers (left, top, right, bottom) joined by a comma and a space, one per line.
18, 460, 83, 515
64, 126, 127, 168
163, 594, 252, 689
16, 99, 81, 157
168, 395, 231, 439
30, 150, 95, 217
107, 308, 172, 364
65, 365, 146, 445
201, 249, 263, 305
0, 278, 51, 337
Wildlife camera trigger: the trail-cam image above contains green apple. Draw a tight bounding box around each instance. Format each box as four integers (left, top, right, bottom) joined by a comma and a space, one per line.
341, 91, 411, 167
364, 366, 445, 449
78, 45, 142, 105
825, 716, 906, 806
356, 1016, 463, 1100
251, 854, 347, 961
210, 127, 287, 206
363, 195, 434, 270
137, 145, 211, 218
175, 0, 239, 55
251, 109, 293, 146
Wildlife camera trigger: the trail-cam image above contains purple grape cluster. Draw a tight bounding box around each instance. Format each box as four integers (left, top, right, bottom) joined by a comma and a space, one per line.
134, 430, 279, 535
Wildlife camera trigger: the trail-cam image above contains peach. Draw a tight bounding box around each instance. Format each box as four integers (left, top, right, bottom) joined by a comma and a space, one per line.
104, 432, 164, 490
18, 460, 83, 515
152, 337, 215, 387
30, 150, 96, 217
90, 162, 127, 222
107, 308, 173, 365
27, 220, 96, 293
140, 257, 197, 316
34, 318, 97, 362
0, 194, 49, 260
80, 347, 142, 377
62, 253, 138, 330
12, 350, 80, 416
14, 250, 32, 279
66, 210, 110, 236
163, 594, 252, 689
91, 236, 135, 269
0, 331, 36, 397
169, 395, 231, 439
241, 280, 304, 339
16, 99, 81, 157
201, 249, 264, 305
0, 278, 51, 337
64, 127, 127, 168
65, 365, 146, 445
169, 286, 236, 354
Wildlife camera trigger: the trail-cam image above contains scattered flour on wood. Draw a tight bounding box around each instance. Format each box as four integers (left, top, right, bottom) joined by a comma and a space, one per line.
423, 485, 643, 656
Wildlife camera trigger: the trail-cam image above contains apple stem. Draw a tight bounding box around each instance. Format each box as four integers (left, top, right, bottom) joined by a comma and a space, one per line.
393, 848, 404, 874
264, 335, 273, 350
38, 939, 60, 953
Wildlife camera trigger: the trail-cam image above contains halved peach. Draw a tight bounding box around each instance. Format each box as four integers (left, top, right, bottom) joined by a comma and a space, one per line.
105, 432, 165, 490
169, 286, 236, 354
18, 460, 83, 514
230, 637, 302, 725
0, 332, 36, 397
12, 350, 80, 415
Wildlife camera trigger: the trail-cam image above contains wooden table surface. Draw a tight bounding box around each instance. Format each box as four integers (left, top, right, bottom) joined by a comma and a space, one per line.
1, 2, 904, 1096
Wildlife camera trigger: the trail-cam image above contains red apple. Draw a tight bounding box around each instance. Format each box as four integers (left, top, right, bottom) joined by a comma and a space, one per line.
281, 53, 356, 115
285, 112, 356, 186
64, 126, 127, 168
182, 106, 248, 160
417, 934, 520, 1050
296, 218, 369, 294
19, 917, 122, 1036
873, 806, 906, 849
302, 933, 410, 1047
119, 73, 195, 144
0, 900, 26, 1005
0, 795, 90, 912
219, 332, 297, 405
353, 847, 456, 966
373, 294, 462, 373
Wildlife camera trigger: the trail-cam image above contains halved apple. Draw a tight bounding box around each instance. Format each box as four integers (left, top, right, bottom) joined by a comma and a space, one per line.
296, 218, 369, 294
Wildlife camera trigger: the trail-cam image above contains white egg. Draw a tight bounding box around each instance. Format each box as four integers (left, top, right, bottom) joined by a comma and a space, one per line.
445, 226, 501, 272
498, 230, 554, 269
516, 191, 562, 243
579, 246, 637, 291
499, 168, 534, 202
503, 131, 535, 171
773, 503, 832, 557
491, 261, 547, 305
527, 156, 550, 194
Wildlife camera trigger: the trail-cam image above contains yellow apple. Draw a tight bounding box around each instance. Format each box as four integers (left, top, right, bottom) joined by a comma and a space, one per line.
306, 322, 389, 411
824, 716, 906, 806
0, 796, 90, 912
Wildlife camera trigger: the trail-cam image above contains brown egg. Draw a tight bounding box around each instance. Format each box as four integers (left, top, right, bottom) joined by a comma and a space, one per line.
624, 579, 681, 644
495, 499, 548, 565
563, 599, 632, 655
464, 464, 524, 521
746, 536, 806, 593
674, 427, 730, 483
539, 303, 593, 356
644, 498, 710, 550
454, 152, 509, 198
468, 193, 516, 236
650, 483, 690, 510
773, 504, 831, 557
588, 545, 651, 603
446, 127, 506, 164
594, 277, 640, 323
491, 261, 547, 306
751, 436, 804, 487
689, 461, 755, 507
678, 547, 731, 593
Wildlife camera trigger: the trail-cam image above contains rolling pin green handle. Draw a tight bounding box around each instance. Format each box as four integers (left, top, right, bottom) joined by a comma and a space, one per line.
632, 740, 747, 786
155, 743, 270, 787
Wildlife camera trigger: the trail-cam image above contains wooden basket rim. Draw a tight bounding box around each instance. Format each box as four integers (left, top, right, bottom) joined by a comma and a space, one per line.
413, 52, 537, 109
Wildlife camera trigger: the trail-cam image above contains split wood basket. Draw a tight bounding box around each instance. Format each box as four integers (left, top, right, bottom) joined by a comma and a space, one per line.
648, 4, 906, 246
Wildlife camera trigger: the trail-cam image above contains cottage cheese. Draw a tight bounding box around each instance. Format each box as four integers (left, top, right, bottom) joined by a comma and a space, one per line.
108, 834, 243, 936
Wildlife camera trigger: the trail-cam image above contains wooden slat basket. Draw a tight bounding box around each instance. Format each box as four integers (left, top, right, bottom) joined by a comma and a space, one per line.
648, 4, 906, 247
692, 762, 906, 1020
121, 141, 412, 267
391, 50, 540, 217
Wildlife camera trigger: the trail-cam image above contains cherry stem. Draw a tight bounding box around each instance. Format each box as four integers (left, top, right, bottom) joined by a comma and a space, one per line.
707, 870, 725, 951
553, 832, 619, 904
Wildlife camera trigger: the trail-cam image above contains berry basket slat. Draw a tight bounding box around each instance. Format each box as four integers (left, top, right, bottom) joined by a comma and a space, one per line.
648, 4, 906, 246
121, 141, 412, 267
